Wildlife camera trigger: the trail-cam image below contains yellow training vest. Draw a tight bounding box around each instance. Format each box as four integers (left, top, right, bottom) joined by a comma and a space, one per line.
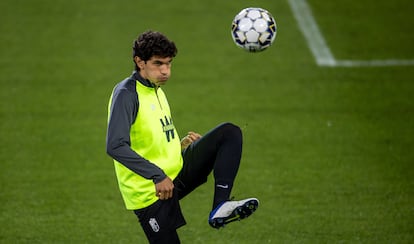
113, 81, 183, 210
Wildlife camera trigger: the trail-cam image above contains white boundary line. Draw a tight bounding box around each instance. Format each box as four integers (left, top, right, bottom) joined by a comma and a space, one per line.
287, 0, 414, 67
287, 0, 335, 66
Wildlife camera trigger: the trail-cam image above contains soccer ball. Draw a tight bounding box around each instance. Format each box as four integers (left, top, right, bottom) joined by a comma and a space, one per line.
231, 7, 277, 52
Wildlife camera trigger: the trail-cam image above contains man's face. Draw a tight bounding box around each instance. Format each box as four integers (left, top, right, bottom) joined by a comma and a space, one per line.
136, 56, 173, 86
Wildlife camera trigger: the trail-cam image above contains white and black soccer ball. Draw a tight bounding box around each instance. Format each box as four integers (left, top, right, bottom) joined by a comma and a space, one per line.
231, 7, 277, 52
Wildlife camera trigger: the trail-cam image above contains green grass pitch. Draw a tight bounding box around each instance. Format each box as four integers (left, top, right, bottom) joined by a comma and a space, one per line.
1, 0, 413, 243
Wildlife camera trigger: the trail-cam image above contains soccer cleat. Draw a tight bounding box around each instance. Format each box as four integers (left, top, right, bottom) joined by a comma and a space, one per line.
208, 198, 259, 229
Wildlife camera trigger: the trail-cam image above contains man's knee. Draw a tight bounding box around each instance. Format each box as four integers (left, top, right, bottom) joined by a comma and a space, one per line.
218, 122, 242, 140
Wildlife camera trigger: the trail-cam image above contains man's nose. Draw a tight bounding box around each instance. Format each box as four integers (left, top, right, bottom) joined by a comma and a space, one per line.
160, 65, 170, 74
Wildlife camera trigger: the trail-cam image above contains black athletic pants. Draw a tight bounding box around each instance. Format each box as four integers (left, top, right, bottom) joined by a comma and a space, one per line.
175, 122, 242, 205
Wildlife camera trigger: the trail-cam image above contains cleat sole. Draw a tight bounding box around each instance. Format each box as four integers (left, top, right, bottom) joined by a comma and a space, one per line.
209, 199, 259, 229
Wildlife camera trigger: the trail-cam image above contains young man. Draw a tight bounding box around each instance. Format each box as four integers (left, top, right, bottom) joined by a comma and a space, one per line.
106, 30, 258, 244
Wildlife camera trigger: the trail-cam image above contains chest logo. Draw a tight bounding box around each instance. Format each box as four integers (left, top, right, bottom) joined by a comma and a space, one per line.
150, 104, 156, 111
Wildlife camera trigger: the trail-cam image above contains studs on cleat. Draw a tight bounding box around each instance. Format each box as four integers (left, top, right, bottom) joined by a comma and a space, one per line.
208, 198, 259, 229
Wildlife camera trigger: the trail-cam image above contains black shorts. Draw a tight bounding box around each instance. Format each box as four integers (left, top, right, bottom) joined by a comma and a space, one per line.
133, 190, 186, 244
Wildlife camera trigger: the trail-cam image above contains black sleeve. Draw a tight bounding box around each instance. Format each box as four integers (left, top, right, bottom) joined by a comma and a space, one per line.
106, 86, 167, 183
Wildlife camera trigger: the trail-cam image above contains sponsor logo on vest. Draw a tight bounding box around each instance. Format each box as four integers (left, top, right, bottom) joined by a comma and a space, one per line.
160, 116, 175, 142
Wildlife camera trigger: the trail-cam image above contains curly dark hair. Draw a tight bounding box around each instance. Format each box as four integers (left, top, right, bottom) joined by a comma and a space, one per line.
132, 31, 177, 71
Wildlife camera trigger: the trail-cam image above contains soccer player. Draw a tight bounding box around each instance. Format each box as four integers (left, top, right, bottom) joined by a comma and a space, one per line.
106, 30, 259, 244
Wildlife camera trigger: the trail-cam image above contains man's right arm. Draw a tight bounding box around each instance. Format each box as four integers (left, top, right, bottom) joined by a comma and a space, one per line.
106, 86, 167, 183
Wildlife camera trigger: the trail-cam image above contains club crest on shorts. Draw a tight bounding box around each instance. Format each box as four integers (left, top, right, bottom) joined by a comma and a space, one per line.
149, 218, 160, 232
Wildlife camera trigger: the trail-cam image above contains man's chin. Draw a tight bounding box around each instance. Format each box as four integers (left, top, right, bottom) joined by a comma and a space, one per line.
156, 78, 168, 85
155, 81, 167, 86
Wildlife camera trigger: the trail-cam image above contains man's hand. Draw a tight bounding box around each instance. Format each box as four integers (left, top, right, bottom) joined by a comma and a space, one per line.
181, 131, 202, 150
155, 177, 174, 200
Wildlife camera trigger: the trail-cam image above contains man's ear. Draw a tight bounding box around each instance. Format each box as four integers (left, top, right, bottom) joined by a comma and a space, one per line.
134, 56, 144, 69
